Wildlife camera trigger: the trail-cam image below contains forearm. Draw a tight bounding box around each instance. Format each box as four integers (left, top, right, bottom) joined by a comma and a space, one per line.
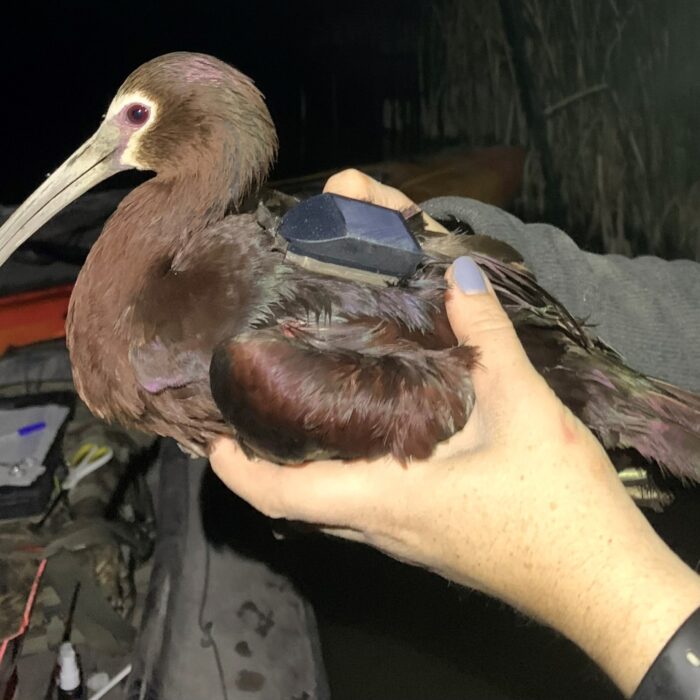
436, 445, 700, 697
545, 515, 700, 696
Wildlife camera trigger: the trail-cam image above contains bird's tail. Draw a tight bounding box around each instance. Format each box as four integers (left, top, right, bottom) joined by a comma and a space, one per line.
610, 375, 700, 483
547, 345, 700, 483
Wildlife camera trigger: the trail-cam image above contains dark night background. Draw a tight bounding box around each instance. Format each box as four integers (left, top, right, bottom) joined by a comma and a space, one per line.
1, 0, 428, 203
2, 2, 699, 699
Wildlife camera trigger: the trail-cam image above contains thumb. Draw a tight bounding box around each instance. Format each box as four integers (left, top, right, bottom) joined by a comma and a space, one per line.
445, 256, 534, 389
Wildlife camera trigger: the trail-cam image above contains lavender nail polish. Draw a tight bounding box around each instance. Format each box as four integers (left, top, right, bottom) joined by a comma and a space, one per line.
453, 256, 487, 293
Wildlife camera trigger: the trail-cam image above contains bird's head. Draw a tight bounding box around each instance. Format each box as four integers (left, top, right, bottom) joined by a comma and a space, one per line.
0, 52, 278, 266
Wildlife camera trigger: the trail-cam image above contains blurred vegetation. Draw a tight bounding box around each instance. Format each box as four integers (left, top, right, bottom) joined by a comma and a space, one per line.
406, 0, 700, 259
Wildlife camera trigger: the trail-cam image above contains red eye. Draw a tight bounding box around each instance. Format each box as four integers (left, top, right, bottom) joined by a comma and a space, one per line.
126, 103, 150, 125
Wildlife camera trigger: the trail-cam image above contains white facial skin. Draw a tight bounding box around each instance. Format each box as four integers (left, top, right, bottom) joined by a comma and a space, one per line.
104, 91, 159, 169
0, 92, 160, 267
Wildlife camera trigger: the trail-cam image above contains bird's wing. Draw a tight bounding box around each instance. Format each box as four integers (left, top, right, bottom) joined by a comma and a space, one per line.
209, 318, 477, 464
411, 212, 599, 351
419, 220, 700, 482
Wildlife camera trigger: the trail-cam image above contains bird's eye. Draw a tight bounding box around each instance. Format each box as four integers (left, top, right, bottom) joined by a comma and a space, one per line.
126, 103, 150, 126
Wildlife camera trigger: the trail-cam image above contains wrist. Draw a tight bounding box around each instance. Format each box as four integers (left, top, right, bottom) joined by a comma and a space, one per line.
535, 518, 700, 696
583, 549, 700, 697
437, 443, 700, 697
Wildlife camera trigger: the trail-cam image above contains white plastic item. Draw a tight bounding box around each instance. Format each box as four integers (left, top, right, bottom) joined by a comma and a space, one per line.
87, 664, 132, 700
58, 642, 81, 691
86, 672, 109, 692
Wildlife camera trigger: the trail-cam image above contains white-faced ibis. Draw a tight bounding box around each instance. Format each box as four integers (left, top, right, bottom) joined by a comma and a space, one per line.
0, 52, 698, 488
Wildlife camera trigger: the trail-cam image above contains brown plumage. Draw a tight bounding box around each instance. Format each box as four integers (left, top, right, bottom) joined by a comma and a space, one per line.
0, 52, 699, 488
210, 320, 476, 462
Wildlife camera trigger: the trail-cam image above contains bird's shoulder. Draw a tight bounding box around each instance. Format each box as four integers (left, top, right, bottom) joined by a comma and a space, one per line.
126, 213, 282, 392
170, 212, 276, 272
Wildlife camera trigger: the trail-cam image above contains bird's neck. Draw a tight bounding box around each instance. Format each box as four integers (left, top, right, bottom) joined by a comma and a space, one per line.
124, 170, 228, 247
73, 170, 233, 322
66, 167, 257, 422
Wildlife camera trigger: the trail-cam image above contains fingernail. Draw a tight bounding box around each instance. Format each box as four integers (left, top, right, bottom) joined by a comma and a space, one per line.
453, 256, 487, 294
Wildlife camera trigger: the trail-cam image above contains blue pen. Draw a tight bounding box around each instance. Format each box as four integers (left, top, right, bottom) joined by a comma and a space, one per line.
0, 421, 46, 444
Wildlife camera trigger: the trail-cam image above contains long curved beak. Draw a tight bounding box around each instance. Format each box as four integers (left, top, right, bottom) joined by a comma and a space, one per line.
0, 123, 126, 267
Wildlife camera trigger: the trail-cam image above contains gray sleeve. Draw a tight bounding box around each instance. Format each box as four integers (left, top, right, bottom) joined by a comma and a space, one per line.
422, 196, 700, 393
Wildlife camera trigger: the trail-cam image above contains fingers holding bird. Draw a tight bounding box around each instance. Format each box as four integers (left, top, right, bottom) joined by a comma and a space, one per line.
324, 168, 449, 233
323, 168, 415, 211
209, 437, 414, 532
205, 255, 637, 600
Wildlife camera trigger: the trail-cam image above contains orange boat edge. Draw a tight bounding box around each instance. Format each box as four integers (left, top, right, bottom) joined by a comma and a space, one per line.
0, 284, 74, 355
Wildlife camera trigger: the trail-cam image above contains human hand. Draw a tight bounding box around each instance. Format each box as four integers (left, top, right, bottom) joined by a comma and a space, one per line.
211, 173, 700, 696
209, 258, 634, 612
323, 168, 449, 233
